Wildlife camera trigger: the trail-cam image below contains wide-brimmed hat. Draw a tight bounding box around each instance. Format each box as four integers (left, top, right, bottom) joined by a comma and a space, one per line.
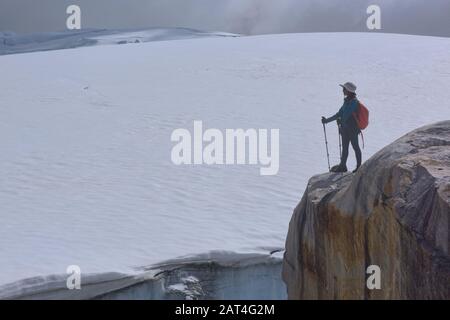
340, 82, 357, 93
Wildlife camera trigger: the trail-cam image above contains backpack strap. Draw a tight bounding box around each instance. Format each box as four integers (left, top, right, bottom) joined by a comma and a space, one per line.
360, 131, 365, 149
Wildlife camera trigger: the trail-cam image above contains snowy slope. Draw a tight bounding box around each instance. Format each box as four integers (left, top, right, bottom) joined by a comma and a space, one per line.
0, 28, 239, 55
1, 32, 450, 295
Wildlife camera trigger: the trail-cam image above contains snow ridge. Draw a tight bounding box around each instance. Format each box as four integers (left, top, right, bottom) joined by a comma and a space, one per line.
0, 28, 240, 55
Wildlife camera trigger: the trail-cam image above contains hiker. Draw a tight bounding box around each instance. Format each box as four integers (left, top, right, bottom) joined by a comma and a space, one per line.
321, 82, 362, 173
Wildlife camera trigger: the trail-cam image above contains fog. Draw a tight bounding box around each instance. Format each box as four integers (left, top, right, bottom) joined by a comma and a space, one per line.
1, 0, 449, 36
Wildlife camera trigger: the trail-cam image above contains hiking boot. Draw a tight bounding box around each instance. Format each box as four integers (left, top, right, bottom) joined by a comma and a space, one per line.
352, 166, 360, 173
330, 164, 348, 173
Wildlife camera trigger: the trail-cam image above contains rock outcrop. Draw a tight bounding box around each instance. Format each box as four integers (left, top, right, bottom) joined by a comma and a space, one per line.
282, 121, 450, 299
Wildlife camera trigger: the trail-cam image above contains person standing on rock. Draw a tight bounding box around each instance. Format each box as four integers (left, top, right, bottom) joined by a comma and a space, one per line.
322, 82, 362, 173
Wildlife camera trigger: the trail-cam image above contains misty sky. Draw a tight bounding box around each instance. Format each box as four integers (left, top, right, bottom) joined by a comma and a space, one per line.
1, 0, 450, 36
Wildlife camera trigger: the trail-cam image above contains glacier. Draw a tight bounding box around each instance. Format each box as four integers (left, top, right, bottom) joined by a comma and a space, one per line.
0, 251, 286, 300
0, 30, 449, 298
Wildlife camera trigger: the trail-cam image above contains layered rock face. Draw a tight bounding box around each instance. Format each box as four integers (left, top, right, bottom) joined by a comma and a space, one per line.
282, 121, 450, 299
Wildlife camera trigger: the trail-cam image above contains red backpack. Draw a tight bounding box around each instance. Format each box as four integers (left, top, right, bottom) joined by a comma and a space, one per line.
353, 101, 369, 130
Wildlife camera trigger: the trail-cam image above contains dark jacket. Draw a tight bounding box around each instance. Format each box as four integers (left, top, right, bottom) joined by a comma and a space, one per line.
326, 97, 360, 136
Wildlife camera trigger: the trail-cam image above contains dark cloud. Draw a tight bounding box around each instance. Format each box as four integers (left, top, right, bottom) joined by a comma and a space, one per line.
1, 0, 449, 37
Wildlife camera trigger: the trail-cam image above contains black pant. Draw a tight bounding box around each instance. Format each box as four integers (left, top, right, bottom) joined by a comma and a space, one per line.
340, 129, 361, 168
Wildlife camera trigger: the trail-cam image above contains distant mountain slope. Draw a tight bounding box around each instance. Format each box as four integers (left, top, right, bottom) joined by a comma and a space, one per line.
0, 28, 239, 55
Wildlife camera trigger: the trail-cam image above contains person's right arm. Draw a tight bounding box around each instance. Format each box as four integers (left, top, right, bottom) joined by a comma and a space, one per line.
322, 107, 342, 124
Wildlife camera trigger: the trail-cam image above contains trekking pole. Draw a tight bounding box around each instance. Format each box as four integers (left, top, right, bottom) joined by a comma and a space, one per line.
322, 123, 331, 171
338, 122, 342, 161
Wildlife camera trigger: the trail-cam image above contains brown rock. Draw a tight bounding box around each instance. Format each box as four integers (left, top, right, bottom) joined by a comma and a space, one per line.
282, 121, 450, 299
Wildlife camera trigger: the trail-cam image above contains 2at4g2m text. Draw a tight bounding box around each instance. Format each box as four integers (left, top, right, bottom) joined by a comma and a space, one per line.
219, 304, 274, 316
